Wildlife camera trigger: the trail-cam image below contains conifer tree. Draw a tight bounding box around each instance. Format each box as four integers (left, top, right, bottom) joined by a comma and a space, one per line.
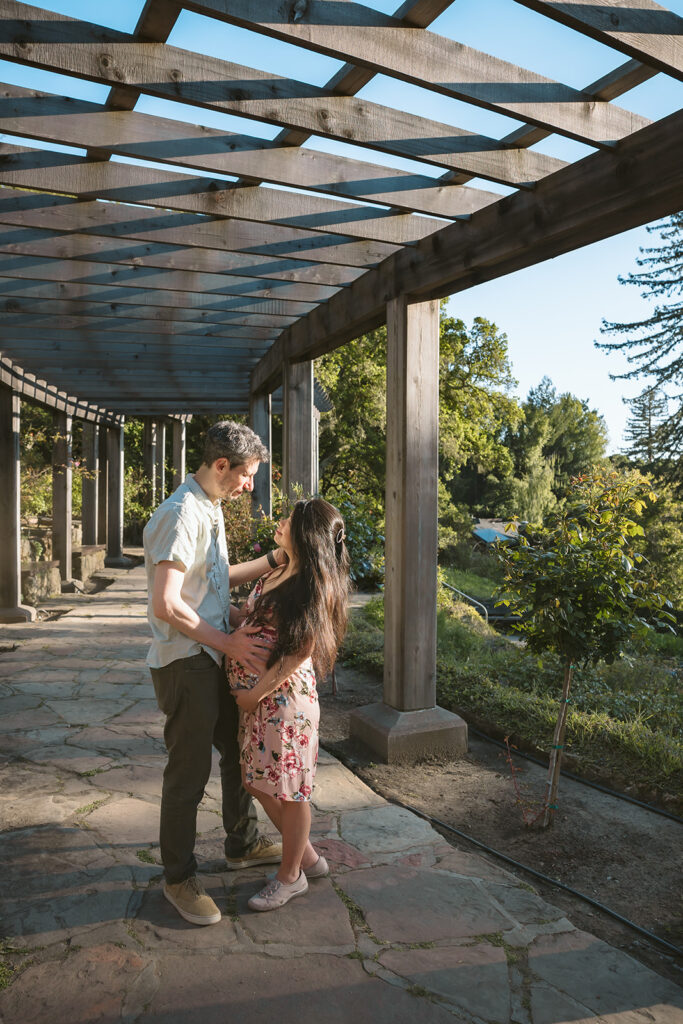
597, 212, 683, 482
623, 387, 668, 466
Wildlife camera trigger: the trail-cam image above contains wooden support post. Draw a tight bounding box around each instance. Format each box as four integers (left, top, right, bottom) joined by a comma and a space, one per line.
52, 410, 75, 586
156, 421, 167, 502
81, 421, 99, 546
350, 296, 467, 762
250, 391, 272, 518
312, 405, 321, 497
172, 420, 186, 491
104, 423, 127, 567
142, 417, 158, 509
282, 360, 314, 499
0, 383, 36, 622
97, 423, 108, 546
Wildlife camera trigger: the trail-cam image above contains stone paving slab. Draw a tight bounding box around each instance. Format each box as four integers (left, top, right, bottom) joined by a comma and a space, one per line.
1, 560, 680, 1024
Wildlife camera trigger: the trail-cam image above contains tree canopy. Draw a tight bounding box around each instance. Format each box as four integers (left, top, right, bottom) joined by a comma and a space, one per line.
597, 212, 683, 486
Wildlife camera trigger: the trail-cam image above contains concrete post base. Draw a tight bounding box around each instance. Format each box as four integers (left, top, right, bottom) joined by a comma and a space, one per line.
60, 579, 84, 594
349, 702, 468, 763
104, 555, 135, 569
0, 604, 37, 623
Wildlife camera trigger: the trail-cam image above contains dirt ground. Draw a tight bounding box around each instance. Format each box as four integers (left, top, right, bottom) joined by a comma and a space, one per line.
318, 663, 683, 987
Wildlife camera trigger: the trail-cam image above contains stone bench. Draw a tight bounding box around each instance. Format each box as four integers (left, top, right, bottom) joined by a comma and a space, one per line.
21, 560, 61, 604
73, 545, 106, 580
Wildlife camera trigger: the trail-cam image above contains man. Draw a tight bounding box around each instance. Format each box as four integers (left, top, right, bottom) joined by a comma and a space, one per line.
143, 420, 284, 927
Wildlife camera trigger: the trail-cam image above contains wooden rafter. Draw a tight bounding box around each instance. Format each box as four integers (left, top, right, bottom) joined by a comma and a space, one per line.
0, 85, 503, 218
0, 186, 397, 268
514, 0, 683, 81
0, 0, 679, 417
0, 142, 453, 247
186, 0, 649, 145
252, 107, 683, 394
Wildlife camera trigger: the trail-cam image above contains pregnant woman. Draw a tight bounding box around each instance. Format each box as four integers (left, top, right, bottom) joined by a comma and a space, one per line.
227, 497, 349, 911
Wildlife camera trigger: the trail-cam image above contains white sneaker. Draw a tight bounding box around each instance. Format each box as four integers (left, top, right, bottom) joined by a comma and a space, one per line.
305, 854, 329, 878
247, 871, 308, 912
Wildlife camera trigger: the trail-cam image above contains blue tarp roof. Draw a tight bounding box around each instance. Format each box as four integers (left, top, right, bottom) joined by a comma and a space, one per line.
473, 526, 514, 545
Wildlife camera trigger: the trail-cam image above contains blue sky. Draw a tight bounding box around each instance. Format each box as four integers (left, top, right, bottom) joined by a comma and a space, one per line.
2, 0, 682, 450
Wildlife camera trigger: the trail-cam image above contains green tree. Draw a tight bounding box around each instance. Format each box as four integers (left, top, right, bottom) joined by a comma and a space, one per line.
317, 312, 523, 562
438, 313, 521, 483
623, 387, 669, 468
496, 469, 674, 827
509, 444, 557, 523
597, 212, 683, 484
505, 378, 608, 499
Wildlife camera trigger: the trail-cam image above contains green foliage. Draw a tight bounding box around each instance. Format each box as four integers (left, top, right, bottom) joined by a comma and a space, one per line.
441, 566, 500, 600
221, 484, 285, 567
495, 469, 674, 668
316, 327, 387, 503
597, 212, 683, 484
503, 377, 609, 504
438, 313, 521, 481
324, 486, 385, 587
317, 311, 524, 578
508, 444, 557, 524
341, 597, 682, 798
623, 387, 669, 469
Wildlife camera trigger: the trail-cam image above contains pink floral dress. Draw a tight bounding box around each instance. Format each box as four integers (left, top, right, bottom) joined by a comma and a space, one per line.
227, 575, 319, 802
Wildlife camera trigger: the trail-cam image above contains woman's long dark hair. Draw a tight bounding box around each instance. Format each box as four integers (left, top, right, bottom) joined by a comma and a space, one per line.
250, 498, 350, 678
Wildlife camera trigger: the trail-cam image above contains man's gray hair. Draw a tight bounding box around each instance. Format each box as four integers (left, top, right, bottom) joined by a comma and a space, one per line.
202, 420, 269, 467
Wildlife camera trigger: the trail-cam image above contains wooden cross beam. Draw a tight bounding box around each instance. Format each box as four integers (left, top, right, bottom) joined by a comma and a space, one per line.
0, 219, 362, 287
514, 0, 683, 81
0, 141, 456, 245
0, 356, 121, 423
186, 0, 649, 145
0, 296, 297, 328
252, 106, 683, 394
0, 250, 339, 304
0, 277, 314, 316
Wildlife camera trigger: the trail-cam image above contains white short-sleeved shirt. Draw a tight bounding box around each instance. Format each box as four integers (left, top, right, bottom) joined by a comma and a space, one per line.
143, 474, 231, 669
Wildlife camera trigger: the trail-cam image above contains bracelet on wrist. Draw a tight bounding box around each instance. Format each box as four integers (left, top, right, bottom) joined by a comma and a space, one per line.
266, 549, 278, 569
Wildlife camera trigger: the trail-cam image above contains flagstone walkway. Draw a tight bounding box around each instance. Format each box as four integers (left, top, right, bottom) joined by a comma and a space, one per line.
0, 562, 681, 1024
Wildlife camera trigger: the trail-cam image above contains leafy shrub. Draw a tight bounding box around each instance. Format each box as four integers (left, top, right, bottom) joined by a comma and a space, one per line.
324, 488, 385, 588
341, 594, 682, 798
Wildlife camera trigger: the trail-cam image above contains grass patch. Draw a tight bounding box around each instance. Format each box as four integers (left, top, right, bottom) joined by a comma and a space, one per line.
136, 849, 157, 865
341, 598, 683, 801
0, 959, 13, 992
74, 798, 107, 817
442, 566, 499, 600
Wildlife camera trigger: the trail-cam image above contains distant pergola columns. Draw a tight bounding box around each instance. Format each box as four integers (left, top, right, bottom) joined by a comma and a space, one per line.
0, 381, 36, 622
0, 358, 124, 621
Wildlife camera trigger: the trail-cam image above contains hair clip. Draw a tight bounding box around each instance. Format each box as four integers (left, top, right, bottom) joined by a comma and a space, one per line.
336, 527, 346, 544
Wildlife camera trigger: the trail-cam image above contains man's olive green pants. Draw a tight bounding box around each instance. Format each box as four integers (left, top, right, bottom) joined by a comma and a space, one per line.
150, 650, 258, 884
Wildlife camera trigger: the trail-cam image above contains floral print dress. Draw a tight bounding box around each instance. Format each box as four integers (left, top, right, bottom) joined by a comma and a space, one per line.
227, 574, 319, 802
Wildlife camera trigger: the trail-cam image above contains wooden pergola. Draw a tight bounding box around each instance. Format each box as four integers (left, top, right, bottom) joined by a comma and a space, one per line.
1, 0, 682, 757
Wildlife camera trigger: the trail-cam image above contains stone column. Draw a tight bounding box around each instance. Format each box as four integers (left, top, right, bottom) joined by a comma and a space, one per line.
156, 421, 167, 502
282, 360, 314, 499
171, 420, 186, 492
104, 423, 127, 567
0, 383, 36, 622
250, 391, 272, 517
97, 423, 108, 546
52, 410, 74, 586
142, 417, 158, 509
81, 421, 99, 547
350, 295, 467, 762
